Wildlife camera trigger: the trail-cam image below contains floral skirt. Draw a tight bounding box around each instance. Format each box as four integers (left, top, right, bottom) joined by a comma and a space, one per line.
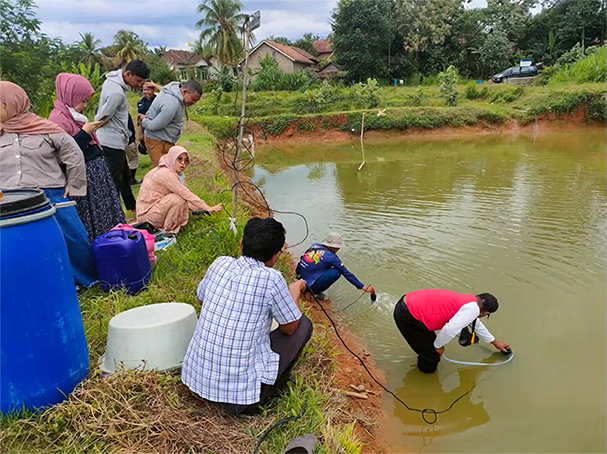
74, 156, 126, 243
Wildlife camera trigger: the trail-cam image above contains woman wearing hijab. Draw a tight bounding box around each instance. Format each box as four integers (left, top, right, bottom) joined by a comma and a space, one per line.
0, 81, 98, 287
136, 146, 222, 233
49, 73, 125, 242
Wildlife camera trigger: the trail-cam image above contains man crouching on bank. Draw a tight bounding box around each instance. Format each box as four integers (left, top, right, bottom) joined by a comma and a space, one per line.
182, 217, 312, 414
393, 289, 510, 373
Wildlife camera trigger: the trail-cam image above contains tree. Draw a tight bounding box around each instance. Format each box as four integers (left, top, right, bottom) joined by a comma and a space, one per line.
0, 0, 82, 114
78, 32, 102, 67
190, 36, 214, 67
0, 0, 40, 41
267, 35, 291, 45
547, 0, 606, 54
482, 0, 536, 44
438, 64, 458, 106
477, 31, 514, 77
293, 32, 322, 56
396, 0, 462, 53
113, 29, 147, 66
143, 54, 177, 85
195, 0, 249, 67
153, 45, 167, 56
332, 0, 392, 81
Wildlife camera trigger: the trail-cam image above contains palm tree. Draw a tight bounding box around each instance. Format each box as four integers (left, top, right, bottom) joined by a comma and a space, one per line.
113, 30, 147, 66
78, 32, 102, 68
190, 36, 214, 67
153, 45, 167, 56
195, 0, 252, 67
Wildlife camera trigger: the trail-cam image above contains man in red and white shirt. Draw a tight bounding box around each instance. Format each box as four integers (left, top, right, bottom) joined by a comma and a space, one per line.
393, 289, 510, 373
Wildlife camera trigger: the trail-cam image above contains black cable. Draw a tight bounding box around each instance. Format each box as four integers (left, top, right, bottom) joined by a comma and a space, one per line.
335, 291, 367, 313
222, 112, 475, 424
251, 399, 308, 454
309, 291, 476, 425
220, 128, 310, 249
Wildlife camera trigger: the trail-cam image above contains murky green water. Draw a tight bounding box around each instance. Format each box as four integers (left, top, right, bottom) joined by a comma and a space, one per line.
253, 130, 607, 453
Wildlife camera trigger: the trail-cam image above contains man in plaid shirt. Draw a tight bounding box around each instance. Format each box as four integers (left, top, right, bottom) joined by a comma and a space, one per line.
182, 217, 312, 414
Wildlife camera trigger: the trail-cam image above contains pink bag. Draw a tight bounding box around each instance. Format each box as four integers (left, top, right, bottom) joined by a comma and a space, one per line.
111, 224, 156, 265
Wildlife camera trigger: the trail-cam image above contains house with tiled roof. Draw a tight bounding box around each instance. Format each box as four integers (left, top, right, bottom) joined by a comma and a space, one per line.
247, 40, 319, 77
160, 49, 214, 81
313, 39, 333, 60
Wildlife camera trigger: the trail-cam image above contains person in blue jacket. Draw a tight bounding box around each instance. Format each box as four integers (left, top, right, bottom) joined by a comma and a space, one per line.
296, 232, 375, 301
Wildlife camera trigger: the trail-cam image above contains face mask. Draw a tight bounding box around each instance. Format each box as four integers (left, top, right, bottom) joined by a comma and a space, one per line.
179, 173, 186, 184
68, 106, 89, 124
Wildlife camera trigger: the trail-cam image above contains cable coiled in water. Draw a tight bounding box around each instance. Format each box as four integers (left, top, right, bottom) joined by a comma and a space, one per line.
442, 353, 514, 367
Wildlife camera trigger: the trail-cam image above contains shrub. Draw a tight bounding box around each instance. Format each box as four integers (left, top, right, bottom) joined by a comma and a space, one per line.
259, 115, 298, 136
353, 78, 382, 108
586, 94, 607, 122
438, 65, 459, 106
410, 85, 428, 106
465, 84, 490, 100
535, 66, 559, 86
490, 86, 524, 103
549, 46, 606, 85
210, 87, 223, 115
554, 43, 600, 68
251, 55, 319, 92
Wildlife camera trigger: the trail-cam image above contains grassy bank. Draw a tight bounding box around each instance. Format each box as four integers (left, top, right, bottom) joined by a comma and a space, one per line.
192, 83, 606, 140
0, 111, 379, 453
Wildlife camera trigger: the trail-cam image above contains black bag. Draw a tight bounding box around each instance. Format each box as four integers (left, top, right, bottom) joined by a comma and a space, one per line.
138, 141, 148, 155
458, 319, 478, 346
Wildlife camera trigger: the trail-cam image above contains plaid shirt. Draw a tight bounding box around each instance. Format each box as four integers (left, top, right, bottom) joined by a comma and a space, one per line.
181, 256, 302, 406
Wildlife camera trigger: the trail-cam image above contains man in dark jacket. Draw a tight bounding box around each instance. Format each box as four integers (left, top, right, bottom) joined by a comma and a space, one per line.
137, 83, 156, 116
296, 232, 375, 301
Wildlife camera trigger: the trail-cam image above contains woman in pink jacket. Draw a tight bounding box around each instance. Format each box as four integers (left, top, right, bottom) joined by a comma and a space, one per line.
136, 146, 221, 233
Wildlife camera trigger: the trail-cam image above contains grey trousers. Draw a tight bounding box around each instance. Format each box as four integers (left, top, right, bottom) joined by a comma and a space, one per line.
222, 315, 313, 415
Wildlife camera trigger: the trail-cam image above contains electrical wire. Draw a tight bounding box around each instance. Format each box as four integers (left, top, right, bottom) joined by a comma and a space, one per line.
221, 115, 493, 426
251, 399, 308, 454
220, 125, 310, 249
309, 291, 477, 425
442, 353, 514, 367
335, 291, 367, 312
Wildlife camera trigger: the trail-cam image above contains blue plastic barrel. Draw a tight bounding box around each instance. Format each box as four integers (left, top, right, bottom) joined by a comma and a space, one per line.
92, 230, 151, 294
0, 188, 89, 413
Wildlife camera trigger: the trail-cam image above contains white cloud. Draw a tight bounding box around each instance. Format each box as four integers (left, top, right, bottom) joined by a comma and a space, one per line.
35, 0, 335, 49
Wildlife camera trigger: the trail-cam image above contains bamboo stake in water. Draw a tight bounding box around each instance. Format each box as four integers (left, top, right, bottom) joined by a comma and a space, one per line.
358, 112, 366, 171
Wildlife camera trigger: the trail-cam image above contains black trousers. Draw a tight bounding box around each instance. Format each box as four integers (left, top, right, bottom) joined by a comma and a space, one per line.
223, 315, 314, 415
393, 296, 441, 373
102, 146, 136, 211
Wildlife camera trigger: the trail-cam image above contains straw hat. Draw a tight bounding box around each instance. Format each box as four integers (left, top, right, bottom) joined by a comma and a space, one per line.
322, 232, 344, 249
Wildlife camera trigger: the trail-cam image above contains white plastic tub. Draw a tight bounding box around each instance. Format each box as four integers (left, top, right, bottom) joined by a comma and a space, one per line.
99, 302, 197, 374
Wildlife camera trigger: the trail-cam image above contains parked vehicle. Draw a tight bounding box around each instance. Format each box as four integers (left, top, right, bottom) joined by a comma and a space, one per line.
491, 65, 538, 83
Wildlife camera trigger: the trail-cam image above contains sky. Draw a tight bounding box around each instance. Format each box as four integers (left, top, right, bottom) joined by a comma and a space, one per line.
35, 0, 505, 50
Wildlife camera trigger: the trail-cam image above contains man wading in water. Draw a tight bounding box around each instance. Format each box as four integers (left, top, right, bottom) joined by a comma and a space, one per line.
393, 289, 510, 373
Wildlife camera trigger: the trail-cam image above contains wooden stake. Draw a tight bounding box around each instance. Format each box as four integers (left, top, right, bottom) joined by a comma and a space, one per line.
358, 112, 366, 171
344, 391, 368, 399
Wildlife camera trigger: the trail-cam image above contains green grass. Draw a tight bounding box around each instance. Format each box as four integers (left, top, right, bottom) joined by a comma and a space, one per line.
0, 102, 365, 453
192, 82, 606, 139
549, 47, 607, 85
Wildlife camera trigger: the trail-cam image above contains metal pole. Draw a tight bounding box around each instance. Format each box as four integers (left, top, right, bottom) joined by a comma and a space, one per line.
232, 18, 251, 225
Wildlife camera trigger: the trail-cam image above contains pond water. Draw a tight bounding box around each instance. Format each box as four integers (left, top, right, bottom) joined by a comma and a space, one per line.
252, 129, 607, 453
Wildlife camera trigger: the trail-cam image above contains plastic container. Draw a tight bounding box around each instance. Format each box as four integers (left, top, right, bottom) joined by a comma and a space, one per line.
0, 188, 89, 413
99, 303, 197, 374
92, 230, 151, 294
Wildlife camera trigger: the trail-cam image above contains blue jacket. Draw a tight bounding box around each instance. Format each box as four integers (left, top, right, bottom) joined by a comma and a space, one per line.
296, 244, 364, 289
137, 97, 154, 115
